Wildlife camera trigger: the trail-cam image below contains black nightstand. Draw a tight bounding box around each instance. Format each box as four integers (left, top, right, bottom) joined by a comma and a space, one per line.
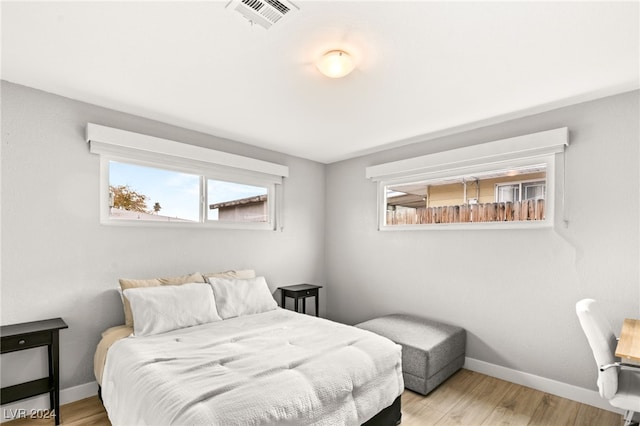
278, 284, 322, 317
1, 318, 68, 425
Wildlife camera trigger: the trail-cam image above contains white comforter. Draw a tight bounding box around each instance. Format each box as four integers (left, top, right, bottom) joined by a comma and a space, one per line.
101, 309, 403, 425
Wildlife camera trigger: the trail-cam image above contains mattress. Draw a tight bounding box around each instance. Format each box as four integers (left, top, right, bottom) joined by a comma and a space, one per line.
94, 325, 133, 386
101, 309, 403, 425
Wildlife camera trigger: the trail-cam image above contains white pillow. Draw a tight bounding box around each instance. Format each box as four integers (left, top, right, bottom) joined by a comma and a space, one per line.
208, 276, 278, 319
123, 283, 222, 336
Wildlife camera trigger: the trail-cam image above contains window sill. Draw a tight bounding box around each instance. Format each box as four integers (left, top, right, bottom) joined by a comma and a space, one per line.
100, 218, 277, 231
379, 220, 552, 231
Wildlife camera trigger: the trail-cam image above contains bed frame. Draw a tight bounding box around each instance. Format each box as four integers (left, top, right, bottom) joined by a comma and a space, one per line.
98, 387, 401, 425
363, 395, 402, 426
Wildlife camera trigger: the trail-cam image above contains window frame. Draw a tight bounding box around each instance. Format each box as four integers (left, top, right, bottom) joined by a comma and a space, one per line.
104, 157, 204, 224
367, 128, 568, 231
101, 156, 279, 230
495, 178, 546, 203
89, 124, 287, 231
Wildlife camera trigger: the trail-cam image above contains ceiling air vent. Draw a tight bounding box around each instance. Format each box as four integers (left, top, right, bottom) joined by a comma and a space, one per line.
226, 0, 298, 29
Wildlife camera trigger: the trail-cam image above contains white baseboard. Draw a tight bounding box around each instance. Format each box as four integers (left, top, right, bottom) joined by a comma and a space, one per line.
1, 381, 98, 423
464, 357, 623, 414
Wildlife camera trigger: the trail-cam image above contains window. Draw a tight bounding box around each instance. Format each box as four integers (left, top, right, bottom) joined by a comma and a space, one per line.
366, 128, 568, 230
207, 179, 270, 223
109, 161, 200, 222
496, 180, 546, 203
384, 164, 548, 225
88, 124, 288, 229
107, 161, 274, 226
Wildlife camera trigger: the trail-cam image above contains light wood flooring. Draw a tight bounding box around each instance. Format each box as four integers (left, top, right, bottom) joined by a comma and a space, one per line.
4, 369, 623, 425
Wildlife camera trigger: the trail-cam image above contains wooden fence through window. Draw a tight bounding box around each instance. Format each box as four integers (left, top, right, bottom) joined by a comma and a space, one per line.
386, 199, 545, 225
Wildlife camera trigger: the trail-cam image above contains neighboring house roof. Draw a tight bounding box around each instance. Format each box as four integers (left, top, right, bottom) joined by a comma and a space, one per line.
109, 207, 193, 222
209, 194, 267, 210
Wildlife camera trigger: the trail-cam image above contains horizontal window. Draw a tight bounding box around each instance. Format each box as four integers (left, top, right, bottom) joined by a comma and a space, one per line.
385, 164, 547, 225
107, 161, 274, 227
88, 124, 287, 230
367, 128, 568, 230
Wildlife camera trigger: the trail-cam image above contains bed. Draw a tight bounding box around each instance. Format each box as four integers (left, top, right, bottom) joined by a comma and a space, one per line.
94, 272, 404, 425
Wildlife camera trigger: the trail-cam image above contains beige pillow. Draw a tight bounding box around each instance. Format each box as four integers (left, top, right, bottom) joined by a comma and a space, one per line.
203, 269, 256, 281
119, 272, 206, 327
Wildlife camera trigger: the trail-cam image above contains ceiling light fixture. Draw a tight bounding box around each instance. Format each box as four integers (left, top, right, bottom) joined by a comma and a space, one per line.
316, 50, 355, 78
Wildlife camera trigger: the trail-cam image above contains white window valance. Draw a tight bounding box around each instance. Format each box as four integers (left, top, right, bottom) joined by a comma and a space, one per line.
86, 123, 289, 183
366, 127, 568, 182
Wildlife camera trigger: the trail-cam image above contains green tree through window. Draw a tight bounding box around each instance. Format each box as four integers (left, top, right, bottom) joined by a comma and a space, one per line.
110, 185, 149, 213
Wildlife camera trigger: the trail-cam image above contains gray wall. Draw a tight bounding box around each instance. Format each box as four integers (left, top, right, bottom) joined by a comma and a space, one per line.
325, 90, 639, 391
2, 80, 638, 399
0, 81, 326, 389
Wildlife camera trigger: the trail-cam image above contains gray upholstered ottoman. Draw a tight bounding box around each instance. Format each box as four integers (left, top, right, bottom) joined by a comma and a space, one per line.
356, 314, 466, 395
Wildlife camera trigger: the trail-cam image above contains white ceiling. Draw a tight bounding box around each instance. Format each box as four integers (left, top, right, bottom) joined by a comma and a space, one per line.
2, 1, 638, 163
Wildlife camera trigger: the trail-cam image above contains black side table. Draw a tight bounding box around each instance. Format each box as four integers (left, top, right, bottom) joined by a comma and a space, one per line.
278, 284, 322, 317
1, 318, 68, 425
